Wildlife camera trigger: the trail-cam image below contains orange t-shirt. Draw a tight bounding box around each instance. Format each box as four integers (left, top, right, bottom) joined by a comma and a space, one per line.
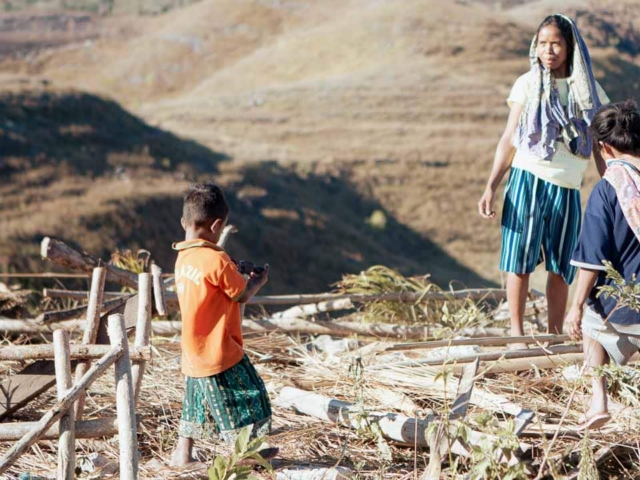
173, 239, 247, 377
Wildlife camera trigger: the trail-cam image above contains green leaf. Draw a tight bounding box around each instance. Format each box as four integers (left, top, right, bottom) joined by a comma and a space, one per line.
235, 425, 252, 455
208, 456, 228, 480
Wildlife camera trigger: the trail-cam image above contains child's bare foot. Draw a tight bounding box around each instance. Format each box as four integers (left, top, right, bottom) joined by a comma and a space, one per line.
170, 437, 203, 468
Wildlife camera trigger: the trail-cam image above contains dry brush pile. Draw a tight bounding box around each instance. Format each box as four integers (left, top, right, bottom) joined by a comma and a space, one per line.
1, 265, 640, 479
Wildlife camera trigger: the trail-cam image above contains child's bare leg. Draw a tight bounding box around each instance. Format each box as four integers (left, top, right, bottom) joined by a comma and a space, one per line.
547, 272, 568, 335
170, 436, 197, 466
583, 334, 609, 417
507, 272, 529, 347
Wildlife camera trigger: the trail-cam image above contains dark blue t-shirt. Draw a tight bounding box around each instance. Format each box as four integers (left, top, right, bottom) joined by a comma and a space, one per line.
571, 179, 640, 325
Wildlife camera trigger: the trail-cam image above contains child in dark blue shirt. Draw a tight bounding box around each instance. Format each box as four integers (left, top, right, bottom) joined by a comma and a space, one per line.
567, 100, 640, 430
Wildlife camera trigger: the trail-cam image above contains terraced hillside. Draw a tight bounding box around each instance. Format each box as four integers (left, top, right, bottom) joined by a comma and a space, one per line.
1, 0, 639, 292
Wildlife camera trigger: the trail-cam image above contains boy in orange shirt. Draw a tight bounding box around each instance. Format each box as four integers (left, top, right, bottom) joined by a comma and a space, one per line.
170, 183, 275, 467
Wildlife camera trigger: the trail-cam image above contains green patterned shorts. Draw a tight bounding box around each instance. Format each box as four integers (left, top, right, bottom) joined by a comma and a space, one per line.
179, 354, 272, 444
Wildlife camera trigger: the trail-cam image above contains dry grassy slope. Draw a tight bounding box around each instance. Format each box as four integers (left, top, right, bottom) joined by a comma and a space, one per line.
1, 0, 640, 291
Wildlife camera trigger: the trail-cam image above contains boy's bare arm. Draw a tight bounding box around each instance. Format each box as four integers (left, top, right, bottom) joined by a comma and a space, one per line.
566, 267, 600, 340
236, 265, 269, 304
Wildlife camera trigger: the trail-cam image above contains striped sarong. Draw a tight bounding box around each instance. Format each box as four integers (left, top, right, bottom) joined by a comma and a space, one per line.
500, 167, 581, 284
179, 354, 272, 443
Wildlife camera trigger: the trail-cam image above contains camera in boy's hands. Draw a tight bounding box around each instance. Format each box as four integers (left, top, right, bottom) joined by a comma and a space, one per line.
236, 260, 266, 276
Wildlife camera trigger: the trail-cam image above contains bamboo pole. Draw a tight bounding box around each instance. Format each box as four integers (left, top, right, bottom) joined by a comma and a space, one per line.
151, 265, 167, 317
53, 330, 75, 480
74, 267, 107, 421
0, 343, 122, 474
41, 237, 138, 289
132, 273, 151, 406
411, 344, 582, 367
164, 288, 510, 307
384, 334, 572, 352
0, 344, 151, 361
1, 317, 509, 340
37, 294, 130, 324
44, 289, 125, 300
109, 314, 138, 479
0, 417, 121, 441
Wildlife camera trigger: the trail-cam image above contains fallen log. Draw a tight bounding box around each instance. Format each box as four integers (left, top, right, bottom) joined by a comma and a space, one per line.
40, 237, 138, 289
414, 344, 582, 367
0, 341, 123, 473
0, 344, 151, 362
274, 387, 530, 456
36, 294, 132, 324
384, 334, 572, 352
0, 417, 121, 441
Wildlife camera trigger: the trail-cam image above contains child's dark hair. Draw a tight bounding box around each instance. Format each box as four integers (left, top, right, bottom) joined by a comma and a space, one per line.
182, 183, 229, 228
591, 100, 640, 156
537, 15, 575, 68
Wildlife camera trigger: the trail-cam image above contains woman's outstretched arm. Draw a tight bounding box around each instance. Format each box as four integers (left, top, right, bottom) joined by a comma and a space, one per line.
478, 103, 523, 219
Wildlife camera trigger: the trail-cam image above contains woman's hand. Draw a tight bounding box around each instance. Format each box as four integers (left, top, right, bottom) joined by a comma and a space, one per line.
478, 188, 496, 219
566, 305, 584, 341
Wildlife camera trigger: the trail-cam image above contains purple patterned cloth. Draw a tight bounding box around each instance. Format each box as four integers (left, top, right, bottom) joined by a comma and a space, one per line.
604, 156, 640, 244
513, 15, 602, 161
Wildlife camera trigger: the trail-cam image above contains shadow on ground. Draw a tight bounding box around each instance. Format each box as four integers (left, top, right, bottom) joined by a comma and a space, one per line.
0, 90, 494, 294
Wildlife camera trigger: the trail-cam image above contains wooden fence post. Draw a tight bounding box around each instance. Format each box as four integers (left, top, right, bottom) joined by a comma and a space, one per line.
74, 267, 107, 420
151, 265, 167, 317
109, 314, 138, 479
132, 273, 151, 407
53, 330, 75, 480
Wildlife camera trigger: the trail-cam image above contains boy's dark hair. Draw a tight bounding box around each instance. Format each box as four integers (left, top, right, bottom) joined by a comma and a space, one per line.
591, 100, 640, 156
537, 15, 575, 68
182, 183, 229, 228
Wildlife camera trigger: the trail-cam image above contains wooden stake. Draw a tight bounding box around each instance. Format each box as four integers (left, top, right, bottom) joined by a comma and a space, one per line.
109, 314, 138, 479
53, 330, 75, 480
217, 224, 236, 248
74, 267, 107, 421
151, 265, 167, 317
132, 273, 151, 407
0, 344, 122, 474
449, 358, 479, 419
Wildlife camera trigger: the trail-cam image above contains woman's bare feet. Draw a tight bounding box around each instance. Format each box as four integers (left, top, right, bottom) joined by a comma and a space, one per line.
576, 411, 611, 431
